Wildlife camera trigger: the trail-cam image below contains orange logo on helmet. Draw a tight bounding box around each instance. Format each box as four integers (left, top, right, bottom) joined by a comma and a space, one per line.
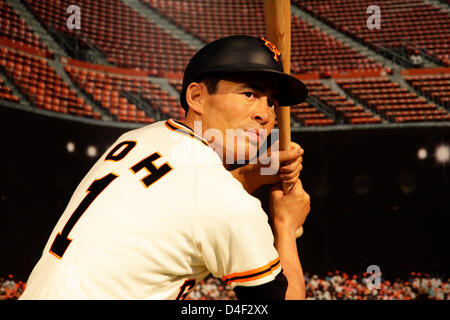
260, 37, 281, 62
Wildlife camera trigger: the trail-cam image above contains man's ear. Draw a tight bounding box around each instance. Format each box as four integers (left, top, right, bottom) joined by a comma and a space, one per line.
186, 82, 206, 115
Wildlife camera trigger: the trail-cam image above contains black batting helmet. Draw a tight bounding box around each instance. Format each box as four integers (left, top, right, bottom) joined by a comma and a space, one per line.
180, 35, 308, 112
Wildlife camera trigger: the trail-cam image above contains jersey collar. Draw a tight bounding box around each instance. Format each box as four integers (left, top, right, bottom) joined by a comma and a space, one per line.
165, 119, 209, 146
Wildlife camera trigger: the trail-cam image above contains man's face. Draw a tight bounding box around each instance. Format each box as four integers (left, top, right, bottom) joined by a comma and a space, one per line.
200, 75, 279, 163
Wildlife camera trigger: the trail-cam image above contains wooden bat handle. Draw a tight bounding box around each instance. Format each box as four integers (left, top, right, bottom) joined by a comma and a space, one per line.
264, 0, 303, 238
264, 0, 291, 151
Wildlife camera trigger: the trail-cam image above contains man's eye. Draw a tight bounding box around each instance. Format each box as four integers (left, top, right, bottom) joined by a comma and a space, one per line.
243, 92, 254, 98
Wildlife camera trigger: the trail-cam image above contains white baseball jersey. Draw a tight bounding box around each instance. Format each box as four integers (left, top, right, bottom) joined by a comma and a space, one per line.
20, 119, 280, 300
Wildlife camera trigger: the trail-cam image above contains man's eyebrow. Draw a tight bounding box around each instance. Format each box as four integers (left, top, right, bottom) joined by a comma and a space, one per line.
236, 83, 264, 93
248, 84, 266, 93
240, 83, 277, 96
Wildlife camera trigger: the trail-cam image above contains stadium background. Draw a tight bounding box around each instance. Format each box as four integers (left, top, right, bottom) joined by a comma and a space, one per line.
0, 0, 449, 299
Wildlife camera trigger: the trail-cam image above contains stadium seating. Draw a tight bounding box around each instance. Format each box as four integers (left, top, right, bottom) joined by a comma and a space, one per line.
290, 101, 335, 126
293, 0, 450, 66
0, 0, 50, 55
290, 16, 383, 75
404, 73, 450, 109
303, 80, 381, 125
23, 0, 197, 75
168, 79, 182, 94
0, 46, 98, 119
0, 0, 446, 127
64, 63, 182, 122
141, 0, 383, 75
141, 0, 266, 43
336, 77, 450, 123
0, 78, 19, 103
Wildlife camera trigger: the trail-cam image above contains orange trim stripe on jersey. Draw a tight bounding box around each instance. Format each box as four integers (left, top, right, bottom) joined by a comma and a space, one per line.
221, 257, 281, 284
165, 119, 209, 146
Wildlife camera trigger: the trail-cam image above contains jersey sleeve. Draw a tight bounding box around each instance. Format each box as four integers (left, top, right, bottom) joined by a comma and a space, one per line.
195, 166, 281, 289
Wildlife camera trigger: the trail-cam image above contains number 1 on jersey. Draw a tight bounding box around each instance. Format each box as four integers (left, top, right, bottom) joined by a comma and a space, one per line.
49, 173, 118, 259
49, 140, 173, 259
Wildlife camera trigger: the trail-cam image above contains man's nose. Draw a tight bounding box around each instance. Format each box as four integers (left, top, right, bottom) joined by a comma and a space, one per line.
251, 97, 271, 124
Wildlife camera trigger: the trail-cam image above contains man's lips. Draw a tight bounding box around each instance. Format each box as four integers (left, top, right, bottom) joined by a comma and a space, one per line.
244, 129, 262, 143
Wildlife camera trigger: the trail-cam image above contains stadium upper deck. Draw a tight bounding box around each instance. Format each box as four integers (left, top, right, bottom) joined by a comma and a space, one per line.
0, 0, 448, 128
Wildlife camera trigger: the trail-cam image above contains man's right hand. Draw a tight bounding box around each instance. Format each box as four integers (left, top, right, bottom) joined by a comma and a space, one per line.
269, 178, 310, 235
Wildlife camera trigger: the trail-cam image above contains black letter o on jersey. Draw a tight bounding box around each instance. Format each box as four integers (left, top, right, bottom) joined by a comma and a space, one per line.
105, 141, 136, 162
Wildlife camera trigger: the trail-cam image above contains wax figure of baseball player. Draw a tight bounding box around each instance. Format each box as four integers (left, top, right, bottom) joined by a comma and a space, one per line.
20, 35, 310, 300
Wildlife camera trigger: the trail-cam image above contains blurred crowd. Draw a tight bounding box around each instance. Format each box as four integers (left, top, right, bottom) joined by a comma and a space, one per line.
0, 274, 25, 300
2, 271, 448, 300
303, 271, 450, 300
188, 271, 450, 300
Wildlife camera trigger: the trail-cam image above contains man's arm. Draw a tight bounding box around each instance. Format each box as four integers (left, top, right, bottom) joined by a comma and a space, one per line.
270, 179, 310, 299
272, 224, 305, 299
232, 179, 309, 300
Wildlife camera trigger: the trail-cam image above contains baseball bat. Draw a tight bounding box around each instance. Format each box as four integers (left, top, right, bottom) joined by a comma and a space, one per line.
264, 0, 303, 238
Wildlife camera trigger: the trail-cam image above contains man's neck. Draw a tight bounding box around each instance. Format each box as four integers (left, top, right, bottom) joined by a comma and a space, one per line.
178, 117, 206, 142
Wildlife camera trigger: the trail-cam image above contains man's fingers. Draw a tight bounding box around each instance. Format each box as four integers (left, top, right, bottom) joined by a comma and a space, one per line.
260, 141, 303, 167
283, 157, 302, 166
279, 160, 302, 174
280, 169, 301, 181
277, 148, 303, 164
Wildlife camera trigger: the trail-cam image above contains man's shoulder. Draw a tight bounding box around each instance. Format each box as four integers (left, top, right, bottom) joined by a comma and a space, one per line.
121, 120, 217, 160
